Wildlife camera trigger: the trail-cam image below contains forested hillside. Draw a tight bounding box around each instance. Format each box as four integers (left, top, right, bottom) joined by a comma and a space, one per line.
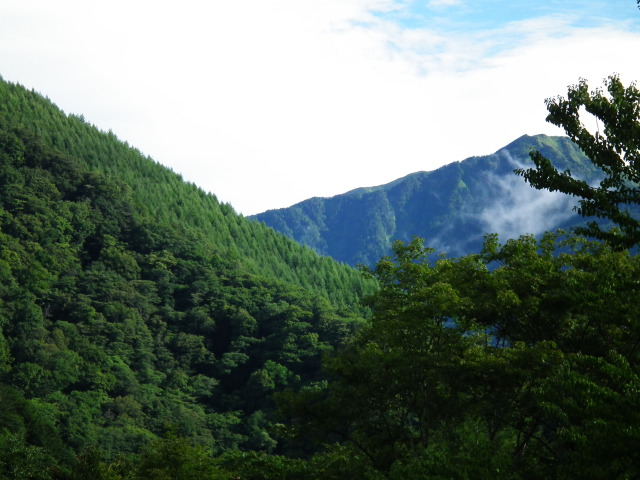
253, 134, 602, 266
0, 79, 377, 477
2, 73, 640, 479
0, 116, 369, 476
0, 77, 373, 309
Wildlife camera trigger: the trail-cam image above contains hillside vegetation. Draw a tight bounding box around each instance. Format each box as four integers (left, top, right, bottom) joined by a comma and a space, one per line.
2, 74, 640, 479
0, 78, 374, 308
0, 79, 371, 477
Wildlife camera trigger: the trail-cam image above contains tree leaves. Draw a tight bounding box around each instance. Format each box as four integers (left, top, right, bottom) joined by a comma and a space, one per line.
0, 121, 366, 472
286, 234, 640, 477
517, 75, 640, 248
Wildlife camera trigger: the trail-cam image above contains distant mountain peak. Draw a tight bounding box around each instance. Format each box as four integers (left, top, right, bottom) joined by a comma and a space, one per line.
251, 134, 598, 266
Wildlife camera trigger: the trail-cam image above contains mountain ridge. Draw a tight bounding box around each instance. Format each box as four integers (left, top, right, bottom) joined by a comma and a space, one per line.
0, 77, 374, 309
251, 134, 600, 266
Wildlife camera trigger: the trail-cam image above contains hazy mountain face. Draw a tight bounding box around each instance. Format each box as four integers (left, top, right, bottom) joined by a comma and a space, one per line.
252, 135, 600, 266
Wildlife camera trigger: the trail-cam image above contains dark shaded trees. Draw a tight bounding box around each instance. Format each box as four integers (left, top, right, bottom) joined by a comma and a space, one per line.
281, 235, 640, 478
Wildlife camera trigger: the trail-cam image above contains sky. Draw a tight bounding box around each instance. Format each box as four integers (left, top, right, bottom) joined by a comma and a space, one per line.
1, 1, 640, 215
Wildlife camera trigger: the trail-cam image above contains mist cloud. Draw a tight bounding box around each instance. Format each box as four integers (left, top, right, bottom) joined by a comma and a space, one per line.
477, 152, 577, 239
424, 150, 580, 257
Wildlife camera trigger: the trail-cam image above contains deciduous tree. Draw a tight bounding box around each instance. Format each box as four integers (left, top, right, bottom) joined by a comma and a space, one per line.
281, 234, 640, 478
517, 75, 640, 247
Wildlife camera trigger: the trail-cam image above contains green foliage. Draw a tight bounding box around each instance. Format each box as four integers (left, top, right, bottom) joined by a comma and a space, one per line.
282, 234, 640, 478
216, 450, 310, 480
136, 436, 223, 480
517, 75, 640, 248
0, 430, 55, 480
68, 447, 128, 480
0, 77, 375, 310
3, 72, 640, 480
0, 115, 366, 473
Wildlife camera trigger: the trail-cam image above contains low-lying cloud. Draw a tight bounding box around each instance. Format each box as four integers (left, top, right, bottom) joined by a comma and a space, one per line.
477, 152, 577, 239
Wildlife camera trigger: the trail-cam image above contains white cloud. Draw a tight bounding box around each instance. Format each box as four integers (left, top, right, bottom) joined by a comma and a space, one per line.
477, 153, 577, 240
427, 0, 462, 8
0, 1, 639, 215
425, 150, 580, 255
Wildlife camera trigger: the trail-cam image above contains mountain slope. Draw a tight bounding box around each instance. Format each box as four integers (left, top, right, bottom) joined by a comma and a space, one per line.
252, 135, 601, 266
0, 87, 369, 466
0, 78, 374, 309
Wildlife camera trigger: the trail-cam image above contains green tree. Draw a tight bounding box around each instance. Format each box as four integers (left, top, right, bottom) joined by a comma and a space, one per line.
516, 75, 640, 248
0, 430, 55, 480
135, 435, 223, 480
282, 235, 640, 478
69, 447, 127, 480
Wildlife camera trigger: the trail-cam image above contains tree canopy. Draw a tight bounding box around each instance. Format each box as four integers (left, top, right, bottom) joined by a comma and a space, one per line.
517, 75, 640, 248
0, 121, 368, 477
2, 72, 640, 479
280, 234, 640, 478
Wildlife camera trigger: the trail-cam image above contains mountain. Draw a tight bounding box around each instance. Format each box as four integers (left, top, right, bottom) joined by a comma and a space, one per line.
1, 76, 637, 478
251, 135, 601, 266
0, 77, 376, 470
0, 78, 374, 310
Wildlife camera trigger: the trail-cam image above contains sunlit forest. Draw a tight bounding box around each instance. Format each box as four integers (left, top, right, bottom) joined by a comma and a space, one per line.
1, 74, 640, 479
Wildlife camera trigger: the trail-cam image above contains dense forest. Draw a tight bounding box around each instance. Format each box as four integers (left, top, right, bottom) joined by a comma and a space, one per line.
0, 78, 375, 478
0, 77, 373, 309
0, 109, 373, 475
1, 73, 640, 479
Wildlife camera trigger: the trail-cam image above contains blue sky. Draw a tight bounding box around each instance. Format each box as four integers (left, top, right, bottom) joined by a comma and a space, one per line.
377, 0, 639, 30
1, 0, 640, 215
375, 1, 551, 29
